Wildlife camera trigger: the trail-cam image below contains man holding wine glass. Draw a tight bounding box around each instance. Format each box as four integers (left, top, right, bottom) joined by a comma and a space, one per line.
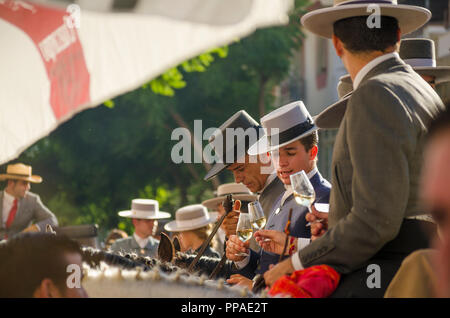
226, 101, 331, 289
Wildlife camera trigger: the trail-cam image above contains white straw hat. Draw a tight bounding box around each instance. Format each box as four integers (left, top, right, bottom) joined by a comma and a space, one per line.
301, 0, 431, 39
164, 204, 217, 232
118, 199, 171, 220
202, 183, 257, 210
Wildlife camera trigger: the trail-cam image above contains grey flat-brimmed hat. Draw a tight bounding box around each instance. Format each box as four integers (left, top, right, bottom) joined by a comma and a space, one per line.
400, 38, 450, 84
314, 76, 353, 129
204, 110, 262, 181
118, 199, 171, 220
301, 0, 431, 39
247, 100, 318, 156
201, 182, 257, 210
164, 204, 217, 232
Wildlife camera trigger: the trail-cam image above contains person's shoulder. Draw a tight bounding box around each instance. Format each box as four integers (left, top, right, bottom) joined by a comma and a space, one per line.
112, 237, 133, 247
23, 191, 39, 203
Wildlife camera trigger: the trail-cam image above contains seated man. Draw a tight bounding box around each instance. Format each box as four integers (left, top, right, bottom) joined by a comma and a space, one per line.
110, 198, 171, 258
0, 163, 58, 240
0, 232, 87, 298
225, 101, 331, 289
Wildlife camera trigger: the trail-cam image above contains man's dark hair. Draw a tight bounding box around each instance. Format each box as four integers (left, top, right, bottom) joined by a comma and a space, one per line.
428, 101, 450, 140
299, 131, 319, 152
0, 232, 82, 297
333, 16, 399, 53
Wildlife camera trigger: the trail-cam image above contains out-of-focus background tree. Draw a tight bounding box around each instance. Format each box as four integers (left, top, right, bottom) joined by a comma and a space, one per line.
2, 0, 309, 238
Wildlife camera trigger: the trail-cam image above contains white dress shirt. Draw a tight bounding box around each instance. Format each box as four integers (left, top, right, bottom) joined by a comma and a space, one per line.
133, 232, 150, 249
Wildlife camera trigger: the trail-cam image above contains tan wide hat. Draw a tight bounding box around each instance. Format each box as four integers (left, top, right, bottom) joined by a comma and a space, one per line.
301, 0, 431, 39
118, 199, 171, 220
202, 183, 257, 211
0, 163, 42, 183
164, 204, 217, 232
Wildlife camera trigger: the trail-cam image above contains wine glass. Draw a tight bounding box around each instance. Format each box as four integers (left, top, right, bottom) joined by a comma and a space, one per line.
248, 201, 266, 230
290, 170, 320, 226
235, 213, 253, 257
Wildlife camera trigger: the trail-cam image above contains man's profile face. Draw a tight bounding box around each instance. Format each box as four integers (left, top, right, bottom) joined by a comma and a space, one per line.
10, 180, 30, 198
226, 155, 267, 193
271, 140, 313, 185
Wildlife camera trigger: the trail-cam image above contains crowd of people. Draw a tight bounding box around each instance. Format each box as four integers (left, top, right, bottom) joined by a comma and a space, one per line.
1, 0, 450, 298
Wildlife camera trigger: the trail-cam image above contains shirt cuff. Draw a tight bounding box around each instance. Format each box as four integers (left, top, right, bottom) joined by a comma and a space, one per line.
234, 254, 251, 269
291, 252, 304, 271
297, 238, 311, 250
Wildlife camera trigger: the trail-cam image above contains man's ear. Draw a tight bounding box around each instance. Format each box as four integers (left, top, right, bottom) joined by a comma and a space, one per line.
332, 34, 344, 58
309, 145, 318, 161
33, 278, 62, 298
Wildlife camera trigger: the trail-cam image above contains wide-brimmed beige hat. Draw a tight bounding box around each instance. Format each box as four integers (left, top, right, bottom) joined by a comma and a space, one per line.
118, 199, 171, 220
164, 204, 217, 232
0, 163, 42, 183
301, 0, 431, 39
202, 183, 257, 211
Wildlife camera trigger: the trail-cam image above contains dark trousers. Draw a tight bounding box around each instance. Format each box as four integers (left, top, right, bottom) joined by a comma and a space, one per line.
330, 219, 436, 298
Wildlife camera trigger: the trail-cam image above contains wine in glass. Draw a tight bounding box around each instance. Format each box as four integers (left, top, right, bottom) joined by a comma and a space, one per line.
290, 170, 319, 226
248, 201, 266, 230
235, 213, 253, 256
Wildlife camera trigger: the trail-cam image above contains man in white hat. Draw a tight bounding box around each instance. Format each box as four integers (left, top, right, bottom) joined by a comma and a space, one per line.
0, 163, 58, 239
225, 101, 331, 289
202, 183, 258, 256
110, 199, 171, 258
263, 1, 445, 297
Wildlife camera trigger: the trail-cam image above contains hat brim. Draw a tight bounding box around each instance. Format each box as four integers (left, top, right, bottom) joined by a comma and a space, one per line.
314, 93, 352, 129
118, 210, 171, 220
202, 193, 258, 210
164, 215, 218, 232
301, 4, 431, 39
247, 125, 319, 156
414, 67, 450, 84
204, 162, 230, 181
0, 174, 42, 183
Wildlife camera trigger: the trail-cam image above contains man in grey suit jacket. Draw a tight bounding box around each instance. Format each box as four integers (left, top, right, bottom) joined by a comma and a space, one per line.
110, 198, 171, 258
263, 1, 445, 297
0, 163, 58, 239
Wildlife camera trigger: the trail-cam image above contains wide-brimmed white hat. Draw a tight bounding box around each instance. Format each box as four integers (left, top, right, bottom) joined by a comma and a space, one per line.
248, 100, 318, 156
0, 163, 42, 183
301, 0, 431, 39
164, 204, 217, 232
202, 183, 257, 211
314, 75, 353, 129
118, 199, 171, 220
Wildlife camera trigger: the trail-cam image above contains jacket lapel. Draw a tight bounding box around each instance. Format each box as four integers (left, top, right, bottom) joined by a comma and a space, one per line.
359, 56, 407, 87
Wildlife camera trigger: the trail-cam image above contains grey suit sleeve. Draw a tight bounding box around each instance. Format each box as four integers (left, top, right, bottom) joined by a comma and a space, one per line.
33, 194, 59, 230
298, 81, 417, 273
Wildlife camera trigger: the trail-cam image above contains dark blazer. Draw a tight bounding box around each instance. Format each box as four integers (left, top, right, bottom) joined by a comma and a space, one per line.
239, 171, 331, 278
259, 175, 285, 219
297, 56, 445, 275
0, 191, 58, 239
110, 235, 160, 258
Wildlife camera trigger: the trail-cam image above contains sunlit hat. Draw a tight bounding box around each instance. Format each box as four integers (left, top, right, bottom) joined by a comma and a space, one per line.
202, 183, 257, 211
164, 204, 217, 232
118, 199, 171, 219
301, 0, 431, 39
248, 101, 318, 156
0, 163, 42, 183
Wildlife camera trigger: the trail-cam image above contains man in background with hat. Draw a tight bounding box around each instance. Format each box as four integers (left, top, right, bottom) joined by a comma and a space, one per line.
0, 163, 58, 240
264, 0, 445, 297
110, 199, 171, 258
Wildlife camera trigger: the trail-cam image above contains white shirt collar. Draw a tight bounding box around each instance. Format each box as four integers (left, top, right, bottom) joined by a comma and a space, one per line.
133, 232, 150, 249
3, 190, 15, 204
353, 52, 399, 90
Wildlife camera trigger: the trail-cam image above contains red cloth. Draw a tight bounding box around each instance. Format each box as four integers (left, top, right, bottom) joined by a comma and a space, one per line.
268, 265, 340, 298
6, 199, 18, 229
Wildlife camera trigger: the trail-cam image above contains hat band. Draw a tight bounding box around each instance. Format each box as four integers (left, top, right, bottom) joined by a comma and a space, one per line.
132, 209, 159, 216
267, 118, 314, 147
4, 173, 32, 178
176, 216, 210, 229
338, 0, 394, 6
403, 58, 436, 68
